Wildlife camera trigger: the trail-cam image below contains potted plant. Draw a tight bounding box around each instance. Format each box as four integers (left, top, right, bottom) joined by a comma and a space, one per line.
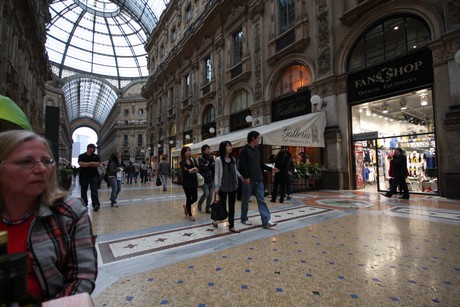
306, 163, 327, 178
172, 167, 183, 184
292, 163, 327, 191
59, 168, 73, 190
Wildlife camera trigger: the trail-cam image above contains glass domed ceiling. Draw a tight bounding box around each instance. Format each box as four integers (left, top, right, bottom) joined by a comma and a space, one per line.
46, 0, 168, 126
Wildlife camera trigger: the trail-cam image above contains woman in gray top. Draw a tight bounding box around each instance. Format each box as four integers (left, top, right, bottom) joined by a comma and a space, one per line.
213, 141, 241, 233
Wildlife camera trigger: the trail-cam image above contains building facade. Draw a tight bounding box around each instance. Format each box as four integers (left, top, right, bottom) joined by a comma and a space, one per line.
142, 0, 460, 199
99, 82, 149, 164
0, 0, 51, 133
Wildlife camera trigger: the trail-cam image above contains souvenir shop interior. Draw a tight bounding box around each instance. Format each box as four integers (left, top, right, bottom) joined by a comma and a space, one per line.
351, 88, 438, 195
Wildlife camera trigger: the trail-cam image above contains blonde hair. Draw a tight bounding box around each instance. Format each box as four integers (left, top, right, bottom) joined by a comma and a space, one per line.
0, 130, 68, 207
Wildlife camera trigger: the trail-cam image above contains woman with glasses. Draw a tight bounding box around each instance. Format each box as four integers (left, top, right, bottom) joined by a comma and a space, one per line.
0, 130, 97, 302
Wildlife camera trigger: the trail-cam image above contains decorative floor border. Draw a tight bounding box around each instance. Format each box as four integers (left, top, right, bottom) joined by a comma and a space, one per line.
97, 205, 332, 265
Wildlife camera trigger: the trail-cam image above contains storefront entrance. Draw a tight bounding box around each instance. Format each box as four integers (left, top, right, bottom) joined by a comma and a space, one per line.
351, 89, 438, 195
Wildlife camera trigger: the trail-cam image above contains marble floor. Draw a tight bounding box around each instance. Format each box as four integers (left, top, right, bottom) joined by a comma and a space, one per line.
71, 178, 460, 306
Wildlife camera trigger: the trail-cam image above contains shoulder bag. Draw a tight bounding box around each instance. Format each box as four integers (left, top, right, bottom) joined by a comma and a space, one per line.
211, 191, 228, 221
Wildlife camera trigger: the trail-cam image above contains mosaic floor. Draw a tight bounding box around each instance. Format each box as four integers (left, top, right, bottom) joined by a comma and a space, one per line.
70, 178, 460, 306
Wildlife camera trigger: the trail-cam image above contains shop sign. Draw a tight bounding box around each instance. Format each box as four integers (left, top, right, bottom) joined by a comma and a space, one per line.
271, 89, 311, 122
348, 49, 433, 103
353, 131, 379, 141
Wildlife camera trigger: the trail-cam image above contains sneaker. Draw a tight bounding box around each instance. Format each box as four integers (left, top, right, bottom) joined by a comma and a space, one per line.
286, 196, 292, 200
241, 220, 252, 225
263, 220, 277, 229
94, 206, 99, 212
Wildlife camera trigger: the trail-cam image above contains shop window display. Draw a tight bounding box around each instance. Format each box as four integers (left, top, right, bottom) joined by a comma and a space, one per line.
351, 88, 437, 195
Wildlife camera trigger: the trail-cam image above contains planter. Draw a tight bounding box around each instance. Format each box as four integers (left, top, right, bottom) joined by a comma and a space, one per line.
291, 177, 322, 192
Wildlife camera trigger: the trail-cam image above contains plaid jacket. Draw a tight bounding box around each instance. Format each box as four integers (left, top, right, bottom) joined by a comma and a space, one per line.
29, 196, 97, 300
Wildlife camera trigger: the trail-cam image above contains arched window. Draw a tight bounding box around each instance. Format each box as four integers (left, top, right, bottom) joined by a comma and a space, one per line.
274, 65, 312, 98
348, 15, 430, 72
230, 89, 252, 114
203, 105, 215, 124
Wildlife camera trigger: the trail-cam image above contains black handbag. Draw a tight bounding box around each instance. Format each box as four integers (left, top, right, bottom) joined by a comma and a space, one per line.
156, 176, 162, 186
211, 192, 228, 221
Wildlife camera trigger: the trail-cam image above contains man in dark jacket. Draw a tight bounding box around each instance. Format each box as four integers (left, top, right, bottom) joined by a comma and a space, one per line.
78, 144, 102, 210
198, 144, 215, 213
382, 147, 410, 199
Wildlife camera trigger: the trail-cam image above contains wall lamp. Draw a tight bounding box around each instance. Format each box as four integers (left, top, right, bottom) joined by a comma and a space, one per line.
209, 127, 215, 134
310, 95, 326, 112
185, 134, 191, 140
169, 140, 174, 145
455, 50, 460, 64
157, 144, 162, 148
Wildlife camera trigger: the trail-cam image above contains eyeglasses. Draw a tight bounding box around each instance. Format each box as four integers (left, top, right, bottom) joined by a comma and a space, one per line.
0, 158, 55, 169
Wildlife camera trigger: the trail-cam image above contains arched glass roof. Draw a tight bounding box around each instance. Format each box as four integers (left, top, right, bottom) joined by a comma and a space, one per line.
46, 0, 168, 126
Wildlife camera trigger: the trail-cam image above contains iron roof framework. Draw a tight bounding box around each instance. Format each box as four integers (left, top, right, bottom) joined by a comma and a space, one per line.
46, 0, 168, 126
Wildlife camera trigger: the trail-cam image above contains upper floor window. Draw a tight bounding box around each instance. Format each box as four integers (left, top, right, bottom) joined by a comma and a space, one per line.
124, 109, 129, 117
169, 87, 174, 107
184, 74, 190, 97
203, 105, 215, 124
278, 0, 295, 35
123, 135, 128, 146
348, 15, 430, 72
274, 65, 312, 98
185, 3, 192, 22
204, 57, 212, 84
138, 108, 144, 116
137, 134, 143, 147
232, 30, 244, 66
230, 89, 252, 114
158, 97, 162, 114
170, 26, 177, 42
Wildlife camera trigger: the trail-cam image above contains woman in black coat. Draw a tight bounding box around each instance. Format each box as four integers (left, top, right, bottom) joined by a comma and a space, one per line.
180, 146, 199, 221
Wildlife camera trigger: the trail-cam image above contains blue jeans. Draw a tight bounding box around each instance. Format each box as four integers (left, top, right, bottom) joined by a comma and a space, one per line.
160, 174, 168, 190
241, 180, 271, 225
79, 175, 101, 208
198, 181, 214, 211
108, 176, 121, 204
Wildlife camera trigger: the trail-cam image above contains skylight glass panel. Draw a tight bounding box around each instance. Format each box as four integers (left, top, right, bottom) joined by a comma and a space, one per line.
47, 0, 168, 126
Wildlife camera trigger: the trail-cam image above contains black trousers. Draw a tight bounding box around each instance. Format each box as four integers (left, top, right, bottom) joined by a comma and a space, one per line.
387, 176, 409, 198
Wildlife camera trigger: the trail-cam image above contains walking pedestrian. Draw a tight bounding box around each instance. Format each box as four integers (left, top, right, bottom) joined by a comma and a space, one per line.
270, 147, 290, 203
107, 152, 122, 207
213, 141, 241, 233
382, 147, 410, 199
78, 144, 101, 211
197, 144, 215, 213
180, 146, 199, 221
125, 161, 135, 184
158, 156, 171, 191
239, 131, 279, 228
